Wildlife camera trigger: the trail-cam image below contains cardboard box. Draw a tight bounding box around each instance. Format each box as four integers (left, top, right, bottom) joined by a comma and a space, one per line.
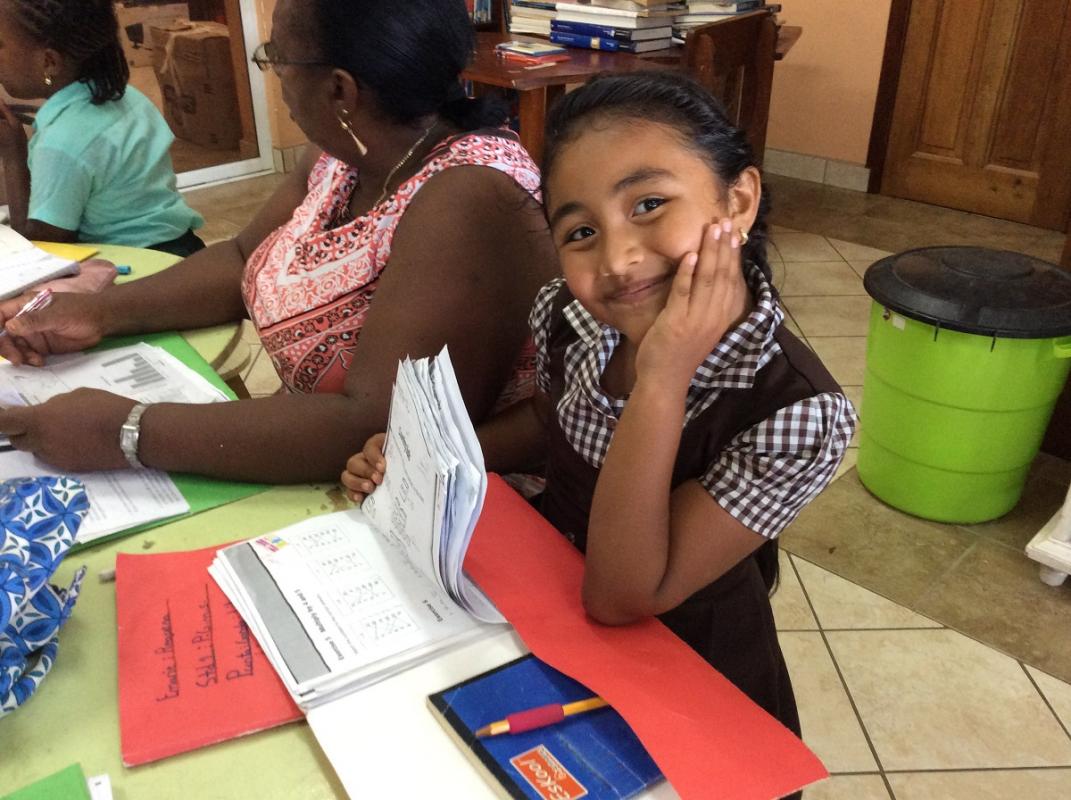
150, 21, 241, 150
115, 2, 189, 69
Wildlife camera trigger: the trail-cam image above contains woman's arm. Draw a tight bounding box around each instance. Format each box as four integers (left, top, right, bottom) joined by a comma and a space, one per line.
93, 146, 323, 335
0, 161, 558, 483
477, 391, 552, 475
0, 147, 322, 365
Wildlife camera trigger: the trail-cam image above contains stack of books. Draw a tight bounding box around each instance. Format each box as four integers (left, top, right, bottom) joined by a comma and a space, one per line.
673, 0, 764, 42
550, 1, 679, 53
496, 39, 572, 66
508, 0, 558, 38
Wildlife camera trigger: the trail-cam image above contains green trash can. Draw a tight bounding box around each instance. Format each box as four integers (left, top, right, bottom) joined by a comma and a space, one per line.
858, 247, 1071, 523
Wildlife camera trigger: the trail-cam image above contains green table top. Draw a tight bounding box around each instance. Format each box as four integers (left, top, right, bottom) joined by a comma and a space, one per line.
0, 484, 351, 799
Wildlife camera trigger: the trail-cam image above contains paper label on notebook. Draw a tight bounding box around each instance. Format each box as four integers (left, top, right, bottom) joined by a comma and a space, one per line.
511, 745, 590, 800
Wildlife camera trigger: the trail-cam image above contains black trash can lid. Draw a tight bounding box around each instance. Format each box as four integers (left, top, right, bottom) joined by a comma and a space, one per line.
863, 246, 1071, 339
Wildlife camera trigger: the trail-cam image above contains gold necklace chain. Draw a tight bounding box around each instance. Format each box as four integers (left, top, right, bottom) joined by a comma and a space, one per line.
374, 122, 438, 207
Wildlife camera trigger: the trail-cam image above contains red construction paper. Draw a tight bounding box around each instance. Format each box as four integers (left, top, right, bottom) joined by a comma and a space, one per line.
116, 545, 302, 766
464, 475, 828, 800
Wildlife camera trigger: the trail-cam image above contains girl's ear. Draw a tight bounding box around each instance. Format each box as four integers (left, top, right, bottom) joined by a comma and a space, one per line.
41, 48, 63, 86
727, 166, 762, 236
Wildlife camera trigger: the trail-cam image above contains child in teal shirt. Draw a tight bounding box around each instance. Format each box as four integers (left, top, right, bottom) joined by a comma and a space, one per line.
0, 0, 204, 255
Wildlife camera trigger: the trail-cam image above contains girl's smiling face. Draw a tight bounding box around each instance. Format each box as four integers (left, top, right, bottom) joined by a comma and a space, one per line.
546, 117, 740, 344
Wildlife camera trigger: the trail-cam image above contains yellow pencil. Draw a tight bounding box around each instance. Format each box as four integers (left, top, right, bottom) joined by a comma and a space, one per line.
475, 696, 609, 738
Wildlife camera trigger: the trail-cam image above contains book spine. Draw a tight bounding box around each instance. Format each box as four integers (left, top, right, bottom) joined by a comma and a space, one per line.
550, 31, 623, 51
551, 20, 633, 41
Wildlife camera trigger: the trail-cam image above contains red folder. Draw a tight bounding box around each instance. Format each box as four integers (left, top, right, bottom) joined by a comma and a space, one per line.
116, 545, 302, 766
464, 475, 827, 800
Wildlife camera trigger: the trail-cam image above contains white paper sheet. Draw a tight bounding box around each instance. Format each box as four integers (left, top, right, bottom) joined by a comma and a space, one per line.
0, 343, 229, 542
0, 224, 79, 300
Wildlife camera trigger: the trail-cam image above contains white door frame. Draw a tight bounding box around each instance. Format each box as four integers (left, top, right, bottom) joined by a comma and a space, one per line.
176, 0, 274, 189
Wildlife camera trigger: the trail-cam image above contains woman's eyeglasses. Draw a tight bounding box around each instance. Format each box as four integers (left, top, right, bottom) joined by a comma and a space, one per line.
251, 41, 329, 73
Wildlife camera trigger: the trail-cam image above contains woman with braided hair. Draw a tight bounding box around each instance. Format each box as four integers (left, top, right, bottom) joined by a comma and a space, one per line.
0, 0, 204, 254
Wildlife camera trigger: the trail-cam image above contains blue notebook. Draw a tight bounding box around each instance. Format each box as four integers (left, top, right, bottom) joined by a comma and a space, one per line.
427, 655, 663, 800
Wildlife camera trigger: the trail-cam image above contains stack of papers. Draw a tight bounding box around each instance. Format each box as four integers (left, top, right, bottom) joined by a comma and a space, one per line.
0, 224, 80, 300
0, 343, 230, 543
211, 346, 501, 708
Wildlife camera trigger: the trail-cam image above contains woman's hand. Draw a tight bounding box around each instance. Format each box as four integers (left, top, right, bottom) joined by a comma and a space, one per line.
0, 389, 136, 471
0, 100, 28, 159
0, 291, 107, 366
340, 432, 386, 503
635, 218, 748, 392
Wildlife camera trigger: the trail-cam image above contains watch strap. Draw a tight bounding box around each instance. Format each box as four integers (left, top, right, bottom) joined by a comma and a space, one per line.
119, 402, 150, 470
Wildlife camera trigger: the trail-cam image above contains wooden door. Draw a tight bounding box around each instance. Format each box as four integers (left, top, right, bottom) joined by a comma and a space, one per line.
881, 0, 1071, 230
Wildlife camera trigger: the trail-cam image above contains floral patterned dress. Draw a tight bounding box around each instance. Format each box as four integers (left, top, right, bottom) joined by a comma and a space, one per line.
241, 132, 542, 406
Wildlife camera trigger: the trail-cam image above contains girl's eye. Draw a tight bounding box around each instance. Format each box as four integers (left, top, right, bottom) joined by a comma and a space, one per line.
633, 197, 666, 215
564, 225, 596, 243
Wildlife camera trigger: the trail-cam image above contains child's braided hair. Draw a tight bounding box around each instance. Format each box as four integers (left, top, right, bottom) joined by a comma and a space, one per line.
12, 0, 128, 103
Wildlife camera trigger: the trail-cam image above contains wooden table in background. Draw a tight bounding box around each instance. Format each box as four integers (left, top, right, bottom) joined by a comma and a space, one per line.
464, 25, 801, 163
463, 32, 675, 162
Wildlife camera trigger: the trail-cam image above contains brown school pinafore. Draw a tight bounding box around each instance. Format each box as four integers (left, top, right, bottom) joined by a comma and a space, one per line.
539, 285, 841, 788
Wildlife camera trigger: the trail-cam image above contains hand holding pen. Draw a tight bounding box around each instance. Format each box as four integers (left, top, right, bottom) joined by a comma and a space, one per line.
0, 288, 106, 366
0, 289, 54, 339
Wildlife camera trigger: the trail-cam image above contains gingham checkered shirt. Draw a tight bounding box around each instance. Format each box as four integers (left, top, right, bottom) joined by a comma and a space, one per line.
531, 263, 858, 539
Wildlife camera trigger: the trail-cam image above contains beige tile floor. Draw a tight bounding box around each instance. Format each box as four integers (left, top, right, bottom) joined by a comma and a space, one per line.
182, 174, 1071, 799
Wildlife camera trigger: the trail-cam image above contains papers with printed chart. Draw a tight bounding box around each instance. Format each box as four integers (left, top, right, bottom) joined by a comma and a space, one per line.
0, 343, 229, 543
210, 346, 502, 708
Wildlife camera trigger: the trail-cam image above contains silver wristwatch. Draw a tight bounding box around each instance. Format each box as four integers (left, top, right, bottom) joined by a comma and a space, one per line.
119, 403, 150, 469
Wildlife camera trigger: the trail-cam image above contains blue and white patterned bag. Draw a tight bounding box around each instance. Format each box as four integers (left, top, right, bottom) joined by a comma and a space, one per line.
0, 476, 89, 716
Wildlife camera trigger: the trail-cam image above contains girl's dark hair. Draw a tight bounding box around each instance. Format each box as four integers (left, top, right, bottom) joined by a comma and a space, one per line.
12, 0, 128, 104
308, 0, 505, 130
543, 71, 780, 594
542, 70, 774, 284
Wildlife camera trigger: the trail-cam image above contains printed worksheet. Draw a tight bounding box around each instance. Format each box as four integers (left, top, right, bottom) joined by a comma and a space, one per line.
211, 509, 481, 705
0, 343, 229, 541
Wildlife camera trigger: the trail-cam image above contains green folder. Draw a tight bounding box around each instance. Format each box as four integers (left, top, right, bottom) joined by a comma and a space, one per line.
3, 764, 91, 800
68, 331, 269, 551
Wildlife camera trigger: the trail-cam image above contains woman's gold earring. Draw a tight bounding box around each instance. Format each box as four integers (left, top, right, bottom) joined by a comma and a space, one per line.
43, 74, 53, 87
337, 114, 368, 157
739, 228, 750, 245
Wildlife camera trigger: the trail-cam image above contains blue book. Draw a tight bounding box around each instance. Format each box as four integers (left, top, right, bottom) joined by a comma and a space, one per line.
427, 655, 663, 800
550, 31, 623, 52
549, 32, 672, 54
550, 20, 672, 42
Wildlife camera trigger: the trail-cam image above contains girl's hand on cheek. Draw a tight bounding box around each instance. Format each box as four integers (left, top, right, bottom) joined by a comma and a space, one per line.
635, 218, 747, 391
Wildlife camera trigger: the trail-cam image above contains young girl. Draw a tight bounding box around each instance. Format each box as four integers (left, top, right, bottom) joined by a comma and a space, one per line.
343, 72, 856, 759
0, 0, 204, 255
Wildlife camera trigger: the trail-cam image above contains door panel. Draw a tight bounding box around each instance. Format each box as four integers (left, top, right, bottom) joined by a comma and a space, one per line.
882, 0, 1071, 230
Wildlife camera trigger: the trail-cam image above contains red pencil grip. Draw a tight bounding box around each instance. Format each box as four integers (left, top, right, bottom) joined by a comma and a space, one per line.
507, 703, 565, 734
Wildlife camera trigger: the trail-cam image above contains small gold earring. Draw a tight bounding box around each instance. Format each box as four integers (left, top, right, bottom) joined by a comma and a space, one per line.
44, 74, 53, 87
739, 228, 750, 245
337, 113, 368, 157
